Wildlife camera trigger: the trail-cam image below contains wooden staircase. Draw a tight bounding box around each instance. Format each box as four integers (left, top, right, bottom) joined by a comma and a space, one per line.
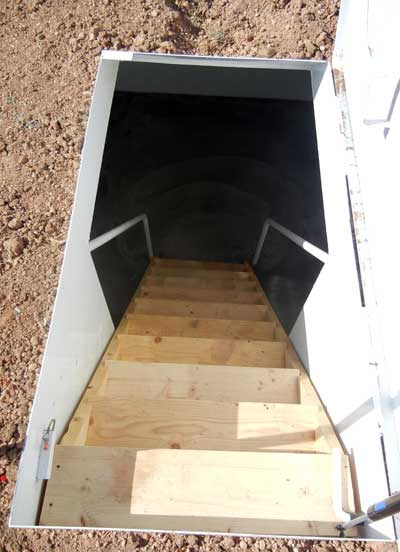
40, 258, 356, 536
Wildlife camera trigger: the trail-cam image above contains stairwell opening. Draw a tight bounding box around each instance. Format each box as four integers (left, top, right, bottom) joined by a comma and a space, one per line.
91, 60, 327, 332
11, 52, 397, 541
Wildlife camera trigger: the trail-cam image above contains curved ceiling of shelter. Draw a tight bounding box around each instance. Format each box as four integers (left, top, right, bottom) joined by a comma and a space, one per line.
91, 91, 326, 331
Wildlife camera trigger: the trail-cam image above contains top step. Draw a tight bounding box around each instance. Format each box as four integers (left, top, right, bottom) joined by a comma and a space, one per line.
153, 258, 247, 272
149, 267, 252, 281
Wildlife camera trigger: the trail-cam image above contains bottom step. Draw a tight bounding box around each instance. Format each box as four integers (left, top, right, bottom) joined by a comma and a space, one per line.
40, 446, 355, 536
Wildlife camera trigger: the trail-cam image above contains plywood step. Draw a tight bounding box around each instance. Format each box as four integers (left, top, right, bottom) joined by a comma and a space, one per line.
40, 446, 356, 535
152, 258, 246, 271
125, 314, 276, 340
143, 275, 258, 292
148, 267, 252, 281
116, 334, 286, 368
48, 257, 356, 537
86, 398, 323, 452
138, 286, 264, 305
104, 361, 300, 403
130, 298, 271, 321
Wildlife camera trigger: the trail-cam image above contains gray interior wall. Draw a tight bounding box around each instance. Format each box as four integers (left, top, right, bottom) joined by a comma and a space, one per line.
91, 87, 326, 331
91, 224, 149, 326
116, 60, 314, 101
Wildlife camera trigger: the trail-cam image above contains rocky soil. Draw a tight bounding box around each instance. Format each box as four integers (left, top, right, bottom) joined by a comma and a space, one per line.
0, 0, 396, 551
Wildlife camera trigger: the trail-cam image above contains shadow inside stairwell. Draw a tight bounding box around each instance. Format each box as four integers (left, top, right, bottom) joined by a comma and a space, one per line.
91, 91, 326, 332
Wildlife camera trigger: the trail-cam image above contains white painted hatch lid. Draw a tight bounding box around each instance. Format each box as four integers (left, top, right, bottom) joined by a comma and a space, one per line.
333, 0, 400, 536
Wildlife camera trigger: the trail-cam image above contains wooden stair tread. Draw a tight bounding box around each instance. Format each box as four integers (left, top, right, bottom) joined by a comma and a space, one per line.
139, 285, 264, 305
86, 398, 323, 452
51, 258, 356, 536
125, 314, 276, 340
130, 298, 271, 321
143, 275, 258, 291
115, 334, 286, 368
104, 361, 300, 403
152, 258, 246, 271
40, 446, 356, 535
148, 267, 252, 281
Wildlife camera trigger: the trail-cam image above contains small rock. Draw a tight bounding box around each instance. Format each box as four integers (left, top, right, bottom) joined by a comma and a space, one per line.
316, 31, 328, 46
19, 154, 29, 164
281, 546, 289, 552
0, 455, 9, 468
30, 335, 41, 347
239, 541, 248, 550
222, 536, 235, 549
174, 535, 184, 548
258, 45, 277, 57
187, 535, 197, 546
8, 217, 23, 230
0, 308, 14, 328
0, 140, 6, 152
304, 38, 316, 57
4, 236, 26, 257
45, 221, 57, 234
259, 541, 266, 551
135, 33, 145, 46
151, 9, 158, 17
158, 40, 174, 52
1, 423, 16, 445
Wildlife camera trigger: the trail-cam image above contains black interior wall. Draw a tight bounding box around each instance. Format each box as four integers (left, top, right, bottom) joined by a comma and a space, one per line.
91, 91, 327, 331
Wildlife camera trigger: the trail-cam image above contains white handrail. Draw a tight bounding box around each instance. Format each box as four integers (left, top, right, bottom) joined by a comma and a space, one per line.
252, 217, 329, 265
88, 213, 154, 258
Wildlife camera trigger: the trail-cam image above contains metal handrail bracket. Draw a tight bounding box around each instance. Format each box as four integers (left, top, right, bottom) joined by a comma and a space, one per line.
252, 217, 329, 265
88, 213, 154, 258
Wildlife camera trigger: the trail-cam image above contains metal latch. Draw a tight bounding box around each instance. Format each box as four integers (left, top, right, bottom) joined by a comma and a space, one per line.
37, 419, 56, 480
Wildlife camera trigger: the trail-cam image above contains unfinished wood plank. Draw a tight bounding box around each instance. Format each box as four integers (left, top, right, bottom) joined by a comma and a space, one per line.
246, 262, 344, 454
126, 314, 275, 340
60, 260, 156, 445
152, 258, 246, 271
143, 275, 258, 292
139, 286, 264, 305
40, 446, 356, 535
285, 348, 342, 452
148, 266, 253, 280
116, 334, 286, 368
105, 361, 300, 403
130, 298, 271, 321
87, 398, 320, 452
60, 336, 119, 446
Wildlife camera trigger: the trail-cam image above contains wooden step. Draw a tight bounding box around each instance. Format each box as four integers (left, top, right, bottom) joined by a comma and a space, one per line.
143, 275, 258, 292
148, 267, 252, 281
86, 398, 322, 453
40, 446, 356, 535
125, 314, 276, 340
105, 361, 300, 403
152, 258, 246, 271
139, 286, 264, 305
116, 334, 286, 367
130, 298, 271, 321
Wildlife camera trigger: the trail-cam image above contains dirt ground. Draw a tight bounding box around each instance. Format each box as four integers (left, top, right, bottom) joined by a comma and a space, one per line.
0, 0, 397, 551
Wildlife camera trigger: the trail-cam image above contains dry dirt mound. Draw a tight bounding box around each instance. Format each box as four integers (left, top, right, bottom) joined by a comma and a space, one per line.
0, 0, 394, 550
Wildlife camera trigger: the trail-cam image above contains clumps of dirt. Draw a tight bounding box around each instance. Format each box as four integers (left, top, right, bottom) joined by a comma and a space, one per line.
192, 0, 338, 59
0, 0, 392, 551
